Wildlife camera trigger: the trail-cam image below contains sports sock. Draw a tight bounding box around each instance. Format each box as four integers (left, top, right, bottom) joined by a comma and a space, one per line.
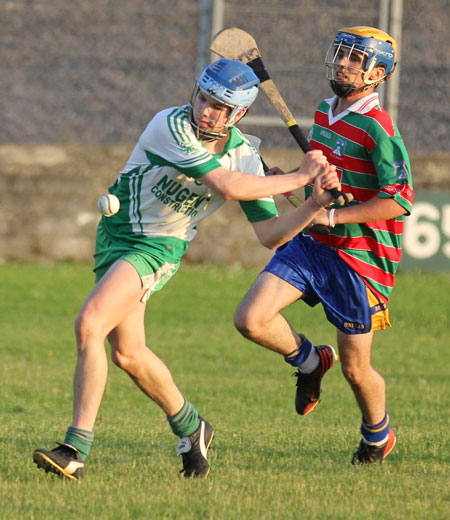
361, 412, 390, 445
64, 426, 94, 461
284, 336, 320, 373
167, 400, 200, 438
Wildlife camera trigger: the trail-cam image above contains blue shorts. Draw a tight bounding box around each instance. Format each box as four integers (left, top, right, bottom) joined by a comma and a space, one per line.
263, 234, 377, 334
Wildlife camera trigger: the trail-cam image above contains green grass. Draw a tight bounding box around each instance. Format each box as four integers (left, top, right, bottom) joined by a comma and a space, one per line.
0, 262, 449, 519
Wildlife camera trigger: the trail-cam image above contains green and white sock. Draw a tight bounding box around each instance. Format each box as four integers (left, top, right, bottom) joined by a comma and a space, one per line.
167, 400, 200, 438
64, 426, 94, 461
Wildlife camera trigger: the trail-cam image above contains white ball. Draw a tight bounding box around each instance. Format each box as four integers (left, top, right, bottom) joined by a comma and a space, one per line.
97, 194, 120, 217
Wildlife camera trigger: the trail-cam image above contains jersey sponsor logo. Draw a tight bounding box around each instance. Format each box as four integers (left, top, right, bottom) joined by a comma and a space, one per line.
151, 174, 211, 216
383, 185, 401, 195
320, 129, 332, 139
382, 182, 413, 200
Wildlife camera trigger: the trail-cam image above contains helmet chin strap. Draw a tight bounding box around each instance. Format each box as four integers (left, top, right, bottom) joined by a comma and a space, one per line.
330, 79, 384, 98
330, 80, 357, 98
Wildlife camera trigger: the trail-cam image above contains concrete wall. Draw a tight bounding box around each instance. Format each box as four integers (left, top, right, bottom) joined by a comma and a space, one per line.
1, 144, 449, 267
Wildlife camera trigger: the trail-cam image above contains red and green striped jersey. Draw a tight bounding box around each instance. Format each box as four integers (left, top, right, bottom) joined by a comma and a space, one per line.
306, 93, 413, 302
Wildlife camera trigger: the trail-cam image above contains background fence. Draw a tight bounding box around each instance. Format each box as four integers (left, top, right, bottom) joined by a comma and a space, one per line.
2, 0, 449, 154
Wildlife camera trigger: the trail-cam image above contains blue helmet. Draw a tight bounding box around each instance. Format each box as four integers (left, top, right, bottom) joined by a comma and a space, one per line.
190, 58, 260, 139
325, 26, 397, 97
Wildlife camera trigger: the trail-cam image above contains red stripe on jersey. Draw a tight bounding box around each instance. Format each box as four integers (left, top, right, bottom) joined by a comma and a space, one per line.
309, 138, 377, 176
337, 251, 395, 301
365, 219, 404, 234
308, 139, 329, 155
314, 111, 377, 152
338, 155, 376, 175
364, 106, 396, 138
344, 185, 379, 202
311, 233, 403, 263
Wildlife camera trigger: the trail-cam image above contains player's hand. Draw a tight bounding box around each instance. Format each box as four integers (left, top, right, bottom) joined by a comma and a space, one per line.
312, 164, 341, 207
297, 150, 329, 184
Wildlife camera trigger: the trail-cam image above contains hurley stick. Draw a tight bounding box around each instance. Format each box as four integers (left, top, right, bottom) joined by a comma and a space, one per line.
210, 27, 354, 212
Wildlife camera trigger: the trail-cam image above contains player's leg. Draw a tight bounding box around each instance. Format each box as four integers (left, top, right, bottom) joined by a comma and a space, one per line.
337, 330, 395, 464
73, 259, 148, 429
108, 306, 184, 415
108, 316, 213, 478
337, 330, 385, 423
234, 271, 304, 355
33, 259, 147, 480
234, 270, 337, 415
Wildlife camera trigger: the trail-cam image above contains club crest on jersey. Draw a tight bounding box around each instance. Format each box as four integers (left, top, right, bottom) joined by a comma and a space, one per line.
332, 139, 347, 158
180, 142, 197, 154
394, 161, 409, 181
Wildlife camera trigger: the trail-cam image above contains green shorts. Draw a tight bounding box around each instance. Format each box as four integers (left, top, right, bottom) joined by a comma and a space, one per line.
93, 220, 187, 300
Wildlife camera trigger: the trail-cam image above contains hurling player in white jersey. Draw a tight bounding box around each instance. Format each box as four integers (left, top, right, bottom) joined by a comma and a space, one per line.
33, 58, 339, 480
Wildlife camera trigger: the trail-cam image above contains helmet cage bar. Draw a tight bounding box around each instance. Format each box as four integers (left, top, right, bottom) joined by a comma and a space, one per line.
325, 42, 368, 88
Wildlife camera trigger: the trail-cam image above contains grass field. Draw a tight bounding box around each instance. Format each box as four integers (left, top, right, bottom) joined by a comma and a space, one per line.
0, 262, 449, 519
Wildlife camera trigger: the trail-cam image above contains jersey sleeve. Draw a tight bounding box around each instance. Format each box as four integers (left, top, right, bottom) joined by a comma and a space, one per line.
237, 133, 279, 222
370, 134, 414, 214
139, 106, 221, 179
239, 199, 279, 222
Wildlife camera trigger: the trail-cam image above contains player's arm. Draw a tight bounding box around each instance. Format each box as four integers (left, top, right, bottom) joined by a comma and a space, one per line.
251, 168, 340, 249
311, 196, 407, 228
200, 150, 327, 201
313, 134, 413, 227
332, 196, 407, 224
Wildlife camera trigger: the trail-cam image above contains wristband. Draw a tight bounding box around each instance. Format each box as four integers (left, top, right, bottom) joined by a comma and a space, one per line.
310, 194, 325, 210
328, 208, 336, 228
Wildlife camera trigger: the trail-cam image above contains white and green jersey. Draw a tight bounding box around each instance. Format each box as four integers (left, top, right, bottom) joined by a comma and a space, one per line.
101, 104, 278, 265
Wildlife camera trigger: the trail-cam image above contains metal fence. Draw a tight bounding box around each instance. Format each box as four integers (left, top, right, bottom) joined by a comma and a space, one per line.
1, 0, 449, 155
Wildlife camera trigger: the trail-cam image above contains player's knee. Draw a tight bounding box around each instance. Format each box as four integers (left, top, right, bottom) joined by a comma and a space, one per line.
74, 308, 104, 347
110, 348, 128, 370
340, 361, 366, 386
110, 344, 139, 373
233, 306, 250, 336
234, 307, 264, 339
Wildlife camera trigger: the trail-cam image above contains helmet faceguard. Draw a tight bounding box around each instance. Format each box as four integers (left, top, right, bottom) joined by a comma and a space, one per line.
325, 26, 397, 98
189, 58, 260, 141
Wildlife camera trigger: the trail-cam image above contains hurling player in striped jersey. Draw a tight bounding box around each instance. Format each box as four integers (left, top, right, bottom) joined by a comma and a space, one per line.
32, 58, 340, 481
235, 27, 413, 465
